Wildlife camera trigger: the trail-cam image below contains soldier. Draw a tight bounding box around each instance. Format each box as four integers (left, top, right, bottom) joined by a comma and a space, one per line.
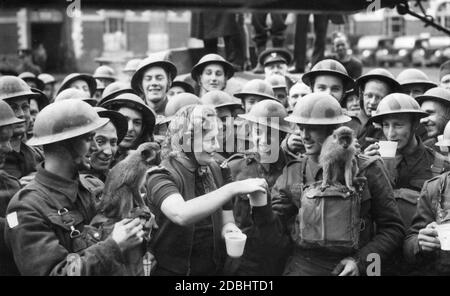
83, 107, 128, 182
0, 76, 44, 179
97, 81, 137, 107
439, 60, 450, 90
247, 92, 404, 276
100, 93, 156, 164
93, 65, 117, 101
56, 73, 97, 98
258, 48, 296, 91
287, 81, 311, 112
416, 87, 450, 151
341, 88, 360, 117
354, 68, 400, 150
54, 88, 97, 107
397, 69, 437, 99
0, 100, 24, 275
167, 79, 195, 100
18, 72, 44, 91
200, 90, 243, 159
122, 58, 142, 83
404, 121, 450, 275
365, 93, 448, 228
131, 56, 177, 120
27, 88, 49, 140
4, 99, 146, 275
266, 74, 289, 109
145, 104, 267, 275
191, 54, 235, 98
38, 73, 57, 102
234, 79, 279, 114
284, 59, 354, 157
223, 100, 293, 275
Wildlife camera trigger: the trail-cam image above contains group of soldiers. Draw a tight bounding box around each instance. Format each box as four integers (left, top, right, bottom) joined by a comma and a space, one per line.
2, 31, 450, 276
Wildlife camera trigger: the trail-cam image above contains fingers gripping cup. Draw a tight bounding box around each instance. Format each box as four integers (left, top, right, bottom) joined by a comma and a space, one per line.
225, 231, 247, 258
248, 190, 268, 207
437, 223, 450, 251
378, 141, 398, 159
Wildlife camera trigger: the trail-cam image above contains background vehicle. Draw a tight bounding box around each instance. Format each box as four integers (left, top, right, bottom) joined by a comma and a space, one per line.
427, 36, 450, 67
356, 35, 393, 66
378, 35, 429, 67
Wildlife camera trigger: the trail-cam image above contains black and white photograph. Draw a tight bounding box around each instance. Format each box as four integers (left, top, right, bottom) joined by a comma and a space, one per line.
1, 0, 450, 283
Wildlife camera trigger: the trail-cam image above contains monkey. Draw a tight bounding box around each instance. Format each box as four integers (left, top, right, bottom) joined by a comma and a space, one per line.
319, 126, 358, 191
98, 142, 161, 222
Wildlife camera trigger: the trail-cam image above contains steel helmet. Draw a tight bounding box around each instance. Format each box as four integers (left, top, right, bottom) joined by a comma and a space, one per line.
158, 92, 201, 125
0, 100, 24, 127
355, 68, 400, 92
18, 72, 45, 91
436, 121, 450, 147
93, 106, 128, 144
123, 58, 142, 73
396, 69, 437, 90
38, 73, 56, 85
93, 65, 117, 81
170, 79, 195, 94
98, 81, 137, 106
27, 99, 109, 146
258, 47, 292, 67
265, 74, 287, 89
285, 92, 351, 125
302, 59, 354, 91
201, 90, 242, 109
370, 93, 428, 124
100, 93, 156, 135
239, 100, 293, 133
54, 88, 98, 107
415, 87, 450, 106
131, 56, 177, 95
30, 88, 50, 110
191, 54, 234, 82
56, 73, 97, 97
0, 76, 40, 103
234, 79, 278, 102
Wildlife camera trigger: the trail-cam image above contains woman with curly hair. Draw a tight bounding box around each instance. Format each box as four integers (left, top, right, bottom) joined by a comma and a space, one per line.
145, 104, 267, 276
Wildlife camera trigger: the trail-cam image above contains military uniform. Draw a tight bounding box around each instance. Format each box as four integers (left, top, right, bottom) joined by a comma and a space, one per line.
404, 172, 450, 275
3, 142, 43, 179
0, 171, 21, 275
251, 155, 405, 275
3, 163, 133, 276
222, 151, 290, 275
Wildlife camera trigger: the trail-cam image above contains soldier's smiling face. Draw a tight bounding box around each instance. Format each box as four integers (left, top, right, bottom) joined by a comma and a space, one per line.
298, 124, 330, 156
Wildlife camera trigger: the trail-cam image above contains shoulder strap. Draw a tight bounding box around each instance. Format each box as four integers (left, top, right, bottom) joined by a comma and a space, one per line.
208, 160, 224, 188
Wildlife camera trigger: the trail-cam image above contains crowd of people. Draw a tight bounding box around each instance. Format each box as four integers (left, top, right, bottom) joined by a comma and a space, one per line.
2, 28, 450, 276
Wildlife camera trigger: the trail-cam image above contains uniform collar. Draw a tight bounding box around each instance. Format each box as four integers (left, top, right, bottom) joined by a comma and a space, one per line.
399, 136, 427, 167
34, 162, 80, 203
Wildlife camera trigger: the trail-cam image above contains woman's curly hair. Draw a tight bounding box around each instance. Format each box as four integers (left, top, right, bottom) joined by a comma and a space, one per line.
161, 104, 218, 160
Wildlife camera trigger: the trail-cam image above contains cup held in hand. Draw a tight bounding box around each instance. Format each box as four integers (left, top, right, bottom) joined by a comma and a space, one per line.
378, 141, 398, 159
225, 231, 247, 258
248, 190, 267, 207
437, 223, 450, 251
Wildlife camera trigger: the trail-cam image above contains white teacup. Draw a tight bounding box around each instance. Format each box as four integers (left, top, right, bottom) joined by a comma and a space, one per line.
378, 141, 398, 159
225, 231, 247, 258
438, 135, 449, 153
436, 223, 450, 251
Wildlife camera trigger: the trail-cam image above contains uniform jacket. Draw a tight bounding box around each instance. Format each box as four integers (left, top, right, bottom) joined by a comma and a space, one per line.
404, 172, 450, 275
251, 154, 405, 275
3, 141, 43, 179
4, 163, 130, 276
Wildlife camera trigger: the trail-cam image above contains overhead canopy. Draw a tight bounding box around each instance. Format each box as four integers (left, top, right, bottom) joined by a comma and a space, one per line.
0, 0, 411, 13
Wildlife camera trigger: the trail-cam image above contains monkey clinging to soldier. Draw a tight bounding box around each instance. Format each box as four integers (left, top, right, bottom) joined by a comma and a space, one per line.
319, 126, 358, 190
98, 142, 161, 221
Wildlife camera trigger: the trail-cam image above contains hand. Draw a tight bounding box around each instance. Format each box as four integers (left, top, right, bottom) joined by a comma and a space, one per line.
231, 178, 268, 196
418, 222, 441, 253
363, 143, 380, 157
332, 257, 359, 276
287, 134, 303, 154
222, 222, 241, 238
112, 218, 145, 252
